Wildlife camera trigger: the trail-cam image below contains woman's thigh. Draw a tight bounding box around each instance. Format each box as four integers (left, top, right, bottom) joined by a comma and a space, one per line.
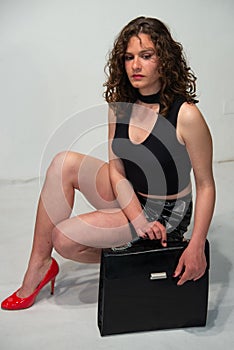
55, 208, 133, 249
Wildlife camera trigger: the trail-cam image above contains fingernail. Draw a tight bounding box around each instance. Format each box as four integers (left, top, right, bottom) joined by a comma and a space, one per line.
163, 240, 167, 243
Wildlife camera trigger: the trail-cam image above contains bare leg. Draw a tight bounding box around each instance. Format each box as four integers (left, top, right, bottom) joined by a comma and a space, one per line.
18, 151, 120, 297
52, 208, 133, 262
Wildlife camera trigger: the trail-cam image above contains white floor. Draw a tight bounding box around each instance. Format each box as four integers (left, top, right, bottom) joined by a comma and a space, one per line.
0, 162, 234, 350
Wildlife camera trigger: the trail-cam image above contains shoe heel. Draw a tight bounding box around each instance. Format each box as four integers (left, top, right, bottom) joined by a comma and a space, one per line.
50, 278, 56, 295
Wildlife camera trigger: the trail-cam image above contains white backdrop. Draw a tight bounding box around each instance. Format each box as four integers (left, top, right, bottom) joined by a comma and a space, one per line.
0, 0, 233, 179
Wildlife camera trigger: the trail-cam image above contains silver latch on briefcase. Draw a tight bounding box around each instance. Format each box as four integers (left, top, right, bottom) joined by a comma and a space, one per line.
150, 272, 167, 280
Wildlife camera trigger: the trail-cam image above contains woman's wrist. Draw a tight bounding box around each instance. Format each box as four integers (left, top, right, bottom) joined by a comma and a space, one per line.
188, 234, 207, 250
131, 212, 149, 232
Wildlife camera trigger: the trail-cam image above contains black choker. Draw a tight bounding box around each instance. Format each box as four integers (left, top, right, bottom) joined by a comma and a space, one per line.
137, 90, 161, 104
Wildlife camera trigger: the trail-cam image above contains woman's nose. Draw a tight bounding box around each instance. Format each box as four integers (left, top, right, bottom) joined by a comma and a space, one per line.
132, 56, 141, 71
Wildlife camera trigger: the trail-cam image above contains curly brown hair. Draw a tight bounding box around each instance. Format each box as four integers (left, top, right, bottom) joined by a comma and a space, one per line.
104, 16, 198, 116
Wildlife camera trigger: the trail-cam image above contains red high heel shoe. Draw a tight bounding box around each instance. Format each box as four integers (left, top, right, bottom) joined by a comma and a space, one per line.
1, 257, 59, 310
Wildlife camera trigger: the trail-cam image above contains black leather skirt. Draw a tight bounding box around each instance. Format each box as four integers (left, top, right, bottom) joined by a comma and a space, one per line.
133, 192, 193, 241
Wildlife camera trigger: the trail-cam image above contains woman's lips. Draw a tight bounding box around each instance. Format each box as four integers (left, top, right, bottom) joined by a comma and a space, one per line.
132, 74, 144, 80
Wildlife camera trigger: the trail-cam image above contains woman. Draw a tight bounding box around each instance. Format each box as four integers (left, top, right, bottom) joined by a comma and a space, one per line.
1, 16, 215, 310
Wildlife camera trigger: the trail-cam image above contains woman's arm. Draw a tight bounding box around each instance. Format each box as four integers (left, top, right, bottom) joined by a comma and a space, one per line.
108, 107, 167, 244
174, 103, 216, 285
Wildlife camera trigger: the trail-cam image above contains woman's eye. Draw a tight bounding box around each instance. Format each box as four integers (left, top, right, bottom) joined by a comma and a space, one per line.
124, 55, 133, 61
142, 54, 152, 60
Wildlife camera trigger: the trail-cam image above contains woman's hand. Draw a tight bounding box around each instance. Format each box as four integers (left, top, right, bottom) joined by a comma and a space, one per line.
173, 243, 207, 285
136, 220, 167, 247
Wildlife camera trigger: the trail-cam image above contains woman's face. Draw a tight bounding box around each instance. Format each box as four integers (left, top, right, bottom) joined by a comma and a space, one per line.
124, 33, 161, 95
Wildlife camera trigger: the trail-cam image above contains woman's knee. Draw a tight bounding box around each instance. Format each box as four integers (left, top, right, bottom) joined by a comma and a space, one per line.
52, 225, 77, 257
46, 151, 81, 184
51, 225, 101, 263
51, 225, 89, 259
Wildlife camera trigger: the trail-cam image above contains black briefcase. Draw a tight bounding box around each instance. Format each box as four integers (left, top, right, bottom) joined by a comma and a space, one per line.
97, 239, 210, 336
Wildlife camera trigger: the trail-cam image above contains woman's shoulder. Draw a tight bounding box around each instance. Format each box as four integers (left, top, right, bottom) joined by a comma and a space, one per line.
178, 101, 204, 126
108, 105, 117, 123
108, 103, 132, 123
177, 101, 211, 145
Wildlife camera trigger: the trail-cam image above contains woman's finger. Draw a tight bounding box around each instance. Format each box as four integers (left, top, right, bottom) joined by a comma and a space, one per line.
155, 221, 167, 246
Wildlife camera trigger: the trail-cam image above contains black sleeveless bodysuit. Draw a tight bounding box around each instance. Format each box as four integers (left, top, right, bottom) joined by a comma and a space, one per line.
111, 97, 192, 196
